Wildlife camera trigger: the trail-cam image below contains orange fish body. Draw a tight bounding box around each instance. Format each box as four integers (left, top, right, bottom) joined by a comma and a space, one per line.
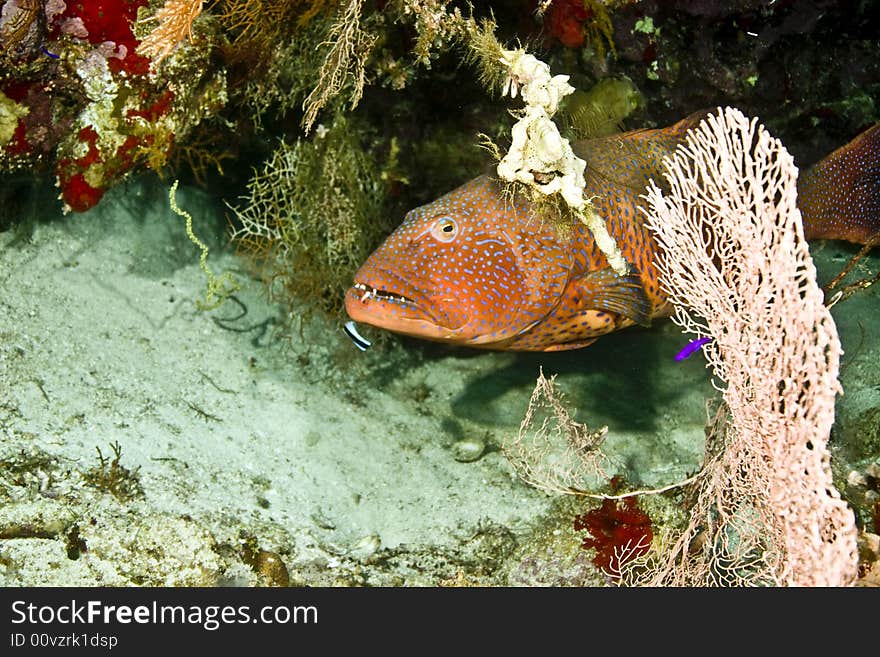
346, 112, 880, 351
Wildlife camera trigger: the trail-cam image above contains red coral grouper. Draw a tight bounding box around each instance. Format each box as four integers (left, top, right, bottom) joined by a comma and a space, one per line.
346, 111, 880, 351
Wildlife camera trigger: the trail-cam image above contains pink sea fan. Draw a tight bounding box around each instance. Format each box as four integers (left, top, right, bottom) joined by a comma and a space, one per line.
640, 106, 858, 586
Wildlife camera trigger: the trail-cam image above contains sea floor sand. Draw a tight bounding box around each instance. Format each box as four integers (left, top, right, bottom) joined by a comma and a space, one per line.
1, 176, 877, 586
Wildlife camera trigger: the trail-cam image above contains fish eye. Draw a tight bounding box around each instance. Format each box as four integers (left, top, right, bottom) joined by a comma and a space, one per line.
430, 216, 458, 243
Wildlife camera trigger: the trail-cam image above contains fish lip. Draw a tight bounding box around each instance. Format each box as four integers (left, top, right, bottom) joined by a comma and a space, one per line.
348, 269, 438, 323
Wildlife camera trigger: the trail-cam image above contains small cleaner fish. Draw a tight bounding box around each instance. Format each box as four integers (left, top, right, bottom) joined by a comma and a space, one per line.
346, 111, 880, 352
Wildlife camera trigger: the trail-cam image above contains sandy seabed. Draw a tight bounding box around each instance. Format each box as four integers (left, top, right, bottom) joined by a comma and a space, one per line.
1, 176, 877, 586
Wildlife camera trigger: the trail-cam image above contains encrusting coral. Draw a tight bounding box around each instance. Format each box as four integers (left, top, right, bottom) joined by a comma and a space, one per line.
0, 0, 228, 212
491, 46, 629, 275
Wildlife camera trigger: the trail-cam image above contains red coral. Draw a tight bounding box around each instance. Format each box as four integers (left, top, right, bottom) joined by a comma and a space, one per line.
114, 134, 142, 170
1, 82, 33, 156
54, 86, 175, 212
574, 495, 653, 579
5, 2, 186, 212
73, 127, 101, 168
60, 172, 105, 212
542, 0, 593, 48
2, 79, 76, 159
56, 0, 151, 75
4, 120, 31, 156
56, 127, 104, 211
1, 81, 31, 102
126, 90, 175, 122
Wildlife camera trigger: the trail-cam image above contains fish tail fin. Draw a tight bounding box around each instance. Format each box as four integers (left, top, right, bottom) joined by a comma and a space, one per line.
799, 122, 880, 245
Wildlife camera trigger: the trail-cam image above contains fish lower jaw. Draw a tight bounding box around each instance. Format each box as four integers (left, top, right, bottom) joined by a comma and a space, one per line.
345, 289, 459, 341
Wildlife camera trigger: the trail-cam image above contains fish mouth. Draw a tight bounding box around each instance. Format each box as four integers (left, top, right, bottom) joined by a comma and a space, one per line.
345, 278, 436, 325
345, 272, 462, 339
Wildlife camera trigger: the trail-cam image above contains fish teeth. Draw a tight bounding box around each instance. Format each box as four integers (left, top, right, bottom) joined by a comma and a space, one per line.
354, 282, 373, 303
353, 282, 411, 305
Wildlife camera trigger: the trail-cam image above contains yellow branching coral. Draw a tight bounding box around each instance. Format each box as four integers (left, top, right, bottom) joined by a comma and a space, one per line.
302, 0, 376, 134
301, 0, 485, 133
217, 0, 333, 48
169, 180, 239, 310
137, 0, 205, 65
462, 17, 508, 93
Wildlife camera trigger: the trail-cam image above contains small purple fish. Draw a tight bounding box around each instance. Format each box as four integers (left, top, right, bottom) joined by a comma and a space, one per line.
674, 336, 712, 361
41, 47, 59, 59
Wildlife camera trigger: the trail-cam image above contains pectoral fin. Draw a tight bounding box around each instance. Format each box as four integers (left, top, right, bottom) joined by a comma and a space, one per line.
500, 266, 653, 351
577, 267, 653, 327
